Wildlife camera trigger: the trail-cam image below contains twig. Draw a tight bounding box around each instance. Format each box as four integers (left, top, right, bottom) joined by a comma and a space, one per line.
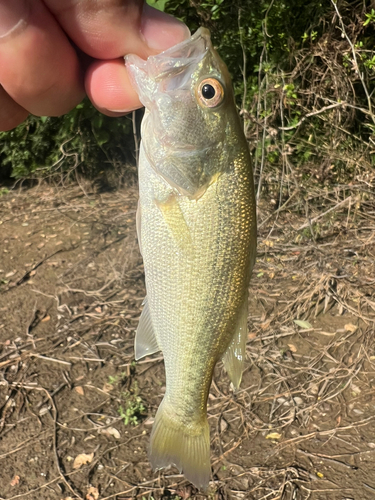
1, 248, 66, 293
258, 189, 299, 228
31, 354, 72, 367
297, 196, 352, 230
297, 448, 357, 470
238, 7, 248, 134
0, 478, 60, 500
331, 0, 375, 124
45, 388, 84, 499
254, 2, 275, 204
278, 102, 345, 130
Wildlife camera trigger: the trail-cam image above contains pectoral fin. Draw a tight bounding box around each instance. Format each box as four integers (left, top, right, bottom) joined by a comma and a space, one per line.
135, 297, 160, 360
156, 194, 194, 255
222, 292, 248, 390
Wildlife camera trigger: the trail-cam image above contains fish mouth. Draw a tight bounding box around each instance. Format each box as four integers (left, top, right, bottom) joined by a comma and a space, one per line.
126, 28, 214, 99
145, 27, 212, 81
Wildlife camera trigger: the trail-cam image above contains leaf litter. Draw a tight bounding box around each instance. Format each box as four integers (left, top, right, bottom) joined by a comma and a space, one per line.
0, 179, 374, 499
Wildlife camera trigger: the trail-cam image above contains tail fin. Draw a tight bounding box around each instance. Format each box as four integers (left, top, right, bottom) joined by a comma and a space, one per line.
149, 400, 211, 490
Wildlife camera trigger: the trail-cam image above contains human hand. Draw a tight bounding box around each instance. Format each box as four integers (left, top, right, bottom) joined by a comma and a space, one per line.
0, 0, 189, 131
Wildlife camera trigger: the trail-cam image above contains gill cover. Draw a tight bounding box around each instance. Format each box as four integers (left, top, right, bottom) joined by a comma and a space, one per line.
125, 28, 234, 198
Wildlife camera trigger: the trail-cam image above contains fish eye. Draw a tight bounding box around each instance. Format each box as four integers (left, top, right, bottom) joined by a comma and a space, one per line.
197, 78, 224, 108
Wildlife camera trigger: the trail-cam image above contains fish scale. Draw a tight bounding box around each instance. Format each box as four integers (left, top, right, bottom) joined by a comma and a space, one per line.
126, 27, 257, 489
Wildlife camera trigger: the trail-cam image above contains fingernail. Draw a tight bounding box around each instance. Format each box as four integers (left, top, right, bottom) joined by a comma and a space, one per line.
0, 0, 29, 38
106, 108, 134, 114
141, 3, 190, 52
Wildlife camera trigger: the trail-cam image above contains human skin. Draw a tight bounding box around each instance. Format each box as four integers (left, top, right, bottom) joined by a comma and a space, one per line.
0, 0, 189, 131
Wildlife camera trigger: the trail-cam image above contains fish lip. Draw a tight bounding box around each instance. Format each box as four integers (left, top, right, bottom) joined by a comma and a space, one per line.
126, 27, 212, 79
149, 26, 211, 65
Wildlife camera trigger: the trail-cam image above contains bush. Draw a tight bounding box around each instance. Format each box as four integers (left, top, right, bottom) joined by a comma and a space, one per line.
0, 99, 135, 181
1, 0, 374, 193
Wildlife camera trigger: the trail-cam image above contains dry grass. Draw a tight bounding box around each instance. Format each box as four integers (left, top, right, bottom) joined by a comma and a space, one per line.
0, 171, 374, 499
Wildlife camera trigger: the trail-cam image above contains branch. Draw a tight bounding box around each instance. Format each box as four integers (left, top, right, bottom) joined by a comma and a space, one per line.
331, 0, 375, 125
297, 196, 352, 230
278, 102, 345, 131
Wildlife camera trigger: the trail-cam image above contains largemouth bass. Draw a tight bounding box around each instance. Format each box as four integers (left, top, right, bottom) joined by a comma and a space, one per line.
126, 27, 257, 489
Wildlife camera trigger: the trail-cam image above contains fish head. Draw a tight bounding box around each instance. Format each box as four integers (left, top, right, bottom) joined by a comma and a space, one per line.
126, 28, 243, 198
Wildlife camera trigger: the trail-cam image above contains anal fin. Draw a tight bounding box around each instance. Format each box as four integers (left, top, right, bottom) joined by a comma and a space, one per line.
222, 291, 248, 390
135, 297, 160, 360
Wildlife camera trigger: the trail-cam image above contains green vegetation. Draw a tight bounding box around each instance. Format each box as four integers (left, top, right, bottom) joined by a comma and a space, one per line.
108, 376, 146, 426
0, 99, 134, 181
118, 391, 145, 426
108, 373, 127, 385
0, 0, 374, 200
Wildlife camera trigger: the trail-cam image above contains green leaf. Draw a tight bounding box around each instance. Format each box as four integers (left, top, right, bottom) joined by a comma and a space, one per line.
96, 130, 110, 146
92, 115, 103, 129
146, 0, 168, 12
294, 320, 313, 329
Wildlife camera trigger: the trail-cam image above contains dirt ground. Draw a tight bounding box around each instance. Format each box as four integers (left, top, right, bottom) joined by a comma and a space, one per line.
0, 179, 374, 500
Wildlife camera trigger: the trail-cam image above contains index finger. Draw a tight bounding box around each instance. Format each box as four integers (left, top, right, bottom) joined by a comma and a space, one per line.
44, 0, 190, 114
44, 0, 189, 59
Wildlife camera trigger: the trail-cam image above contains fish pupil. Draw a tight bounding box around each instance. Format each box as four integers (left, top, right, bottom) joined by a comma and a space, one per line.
202, 84, 215, 99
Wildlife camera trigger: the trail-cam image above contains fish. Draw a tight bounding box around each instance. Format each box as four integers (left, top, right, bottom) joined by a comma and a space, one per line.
125, 27, 257, 489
